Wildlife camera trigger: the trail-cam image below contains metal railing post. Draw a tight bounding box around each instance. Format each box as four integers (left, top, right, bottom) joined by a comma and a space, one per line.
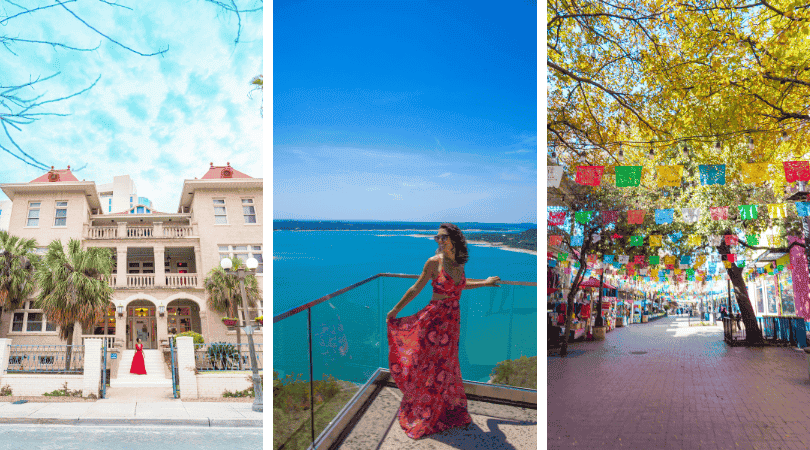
308, 307, 316, 446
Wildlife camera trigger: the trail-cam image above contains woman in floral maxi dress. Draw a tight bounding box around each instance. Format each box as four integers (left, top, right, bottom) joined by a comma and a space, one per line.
386, 223, 500, 439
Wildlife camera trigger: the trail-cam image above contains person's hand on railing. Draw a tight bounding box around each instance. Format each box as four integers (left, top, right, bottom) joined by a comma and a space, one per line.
485, 276, 501, 287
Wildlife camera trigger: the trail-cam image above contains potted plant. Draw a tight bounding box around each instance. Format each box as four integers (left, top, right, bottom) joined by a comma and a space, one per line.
222, 317, 239, 327
255, 316, 263, 326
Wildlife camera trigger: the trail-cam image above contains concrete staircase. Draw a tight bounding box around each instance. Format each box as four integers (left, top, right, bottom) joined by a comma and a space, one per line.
110, 349, 172, 388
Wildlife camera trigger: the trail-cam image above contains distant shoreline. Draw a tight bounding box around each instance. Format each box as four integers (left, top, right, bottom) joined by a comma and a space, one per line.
406, 234, 537, 255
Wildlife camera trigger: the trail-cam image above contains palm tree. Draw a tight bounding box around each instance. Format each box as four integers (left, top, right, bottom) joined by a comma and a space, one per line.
35, 239, 114, 371
0, 231, 38, 328
204, 257, 260, 369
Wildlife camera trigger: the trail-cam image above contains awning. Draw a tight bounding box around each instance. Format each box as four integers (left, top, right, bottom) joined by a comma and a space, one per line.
578, 277, 617, 289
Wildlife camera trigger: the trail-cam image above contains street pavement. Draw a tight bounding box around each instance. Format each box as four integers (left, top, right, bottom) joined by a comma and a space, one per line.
548, 315, 810, 450
0, 424, 262, 449
0, 387, 262, 427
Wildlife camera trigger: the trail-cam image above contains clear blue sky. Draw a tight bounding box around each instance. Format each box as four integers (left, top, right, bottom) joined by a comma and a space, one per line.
274, 0, 537, 224
0, 1, 262, 213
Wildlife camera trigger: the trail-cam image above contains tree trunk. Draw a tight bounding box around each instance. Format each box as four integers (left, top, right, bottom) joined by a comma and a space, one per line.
65, 326, 75, 372
560, 260, 587, 357
727, 264, 763, 345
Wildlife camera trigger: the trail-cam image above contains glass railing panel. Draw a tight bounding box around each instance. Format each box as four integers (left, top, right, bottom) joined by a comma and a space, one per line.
272, 309, 313, 450
380, 277, 537, 384
307, 278, 378, 446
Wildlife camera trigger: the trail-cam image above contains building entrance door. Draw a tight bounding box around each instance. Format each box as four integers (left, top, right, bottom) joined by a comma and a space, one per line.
127, 304, 157, 349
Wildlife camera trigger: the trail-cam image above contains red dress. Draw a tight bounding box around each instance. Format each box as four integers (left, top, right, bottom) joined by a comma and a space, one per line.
387, 266, 472, 439
130, 344, 147, 375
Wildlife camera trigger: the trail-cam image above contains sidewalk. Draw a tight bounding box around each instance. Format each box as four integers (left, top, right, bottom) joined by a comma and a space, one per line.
548, 316, 810, 450
0, 388, 262, 427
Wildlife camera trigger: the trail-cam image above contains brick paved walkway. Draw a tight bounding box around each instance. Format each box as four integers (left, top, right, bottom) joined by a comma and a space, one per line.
548, 316, 810, 450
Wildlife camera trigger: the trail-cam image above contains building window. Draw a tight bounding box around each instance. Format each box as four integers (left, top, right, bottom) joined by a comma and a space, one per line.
26, 202, 40, 227
242, 198, 257, 224
92, 304, 116, 335
54, 201, 68, 226
213, 199, 228, 224
9, 301, 57, 333
219, 245, 263, 274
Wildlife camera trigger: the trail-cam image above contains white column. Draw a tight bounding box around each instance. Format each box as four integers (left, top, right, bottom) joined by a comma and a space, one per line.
153, 221, 164, 239
176, 336, 198, 399
0, 338, 11, 377
83, 338, 102, 398
117, 247, 128, 287
194, 246, 203, 288
154, 245, 165, 287
117, 222, 128, 239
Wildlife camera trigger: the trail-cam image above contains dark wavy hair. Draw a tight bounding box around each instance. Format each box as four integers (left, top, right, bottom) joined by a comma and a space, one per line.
440, 223, 469, 265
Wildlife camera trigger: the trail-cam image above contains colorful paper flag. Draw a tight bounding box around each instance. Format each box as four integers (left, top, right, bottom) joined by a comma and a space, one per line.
548, 211, 566, 226
549, 235, 563, 246
698, 164, 726, 185
627, 210, 645, 224
797, 202, 810, 217
784, 161, 810, 182
602, 211, 618, 224
681, 207, 700, 224
688, 234, 702, 246
655, 209, 674, 224
649, 255, 660, 265
575, 211, 594, 224
557, 253, 568, 262
767, 203, 787, 219
656, 165, 684, 187
548, 166, 564, 187
746, 234, 759, 246
708, 235, 722, 246
591, 233, 601, 243
739, 204, 758, 220
649, 235, 663, 247
680, 255, 691, 265
669, 231, 682, 243
630, 236, 643, 246
575, 166, 605, 186
571, 235, 584, 246
604, 255, 615, 263
615, 166, 643, 187
710, 206, 728, 220
741, 163, 770, 186
727, 254, 736, 262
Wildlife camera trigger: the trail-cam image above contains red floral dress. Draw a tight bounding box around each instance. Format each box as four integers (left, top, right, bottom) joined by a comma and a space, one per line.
387, 267, 472, 439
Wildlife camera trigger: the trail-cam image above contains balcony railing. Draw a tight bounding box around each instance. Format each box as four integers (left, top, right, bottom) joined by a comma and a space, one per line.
84, 224, 196, 240
127, 274, 155, 288
166, 273, 198, 288
273, 273, 537, 450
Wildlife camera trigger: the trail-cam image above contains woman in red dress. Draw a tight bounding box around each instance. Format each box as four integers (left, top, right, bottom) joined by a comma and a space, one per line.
130, 338, 147, 375
386, 223, 499, 439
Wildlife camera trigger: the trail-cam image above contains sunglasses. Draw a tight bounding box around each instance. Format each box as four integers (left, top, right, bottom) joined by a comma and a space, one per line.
434, 235, 450, 243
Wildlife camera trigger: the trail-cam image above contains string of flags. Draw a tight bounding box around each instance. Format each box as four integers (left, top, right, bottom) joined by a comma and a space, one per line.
548, 203, 807, 228
547, 161, 810, 188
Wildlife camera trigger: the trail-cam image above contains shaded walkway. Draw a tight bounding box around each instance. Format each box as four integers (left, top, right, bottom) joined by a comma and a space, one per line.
548, 316, 810, 450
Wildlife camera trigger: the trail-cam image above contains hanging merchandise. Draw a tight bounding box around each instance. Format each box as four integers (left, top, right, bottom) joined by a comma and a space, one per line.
655, 209, 674, 224
788, 236, 810, 320
575, 166, 605, 186
767, 203, 787, 219
698, 164, 726, 185
627, 210, 645, 224
783, 161, 810, 182
575, 211, 594, 224
656, 165, 684, 187
682, 207, 701, 224
741, 163, 770, 186
548, 166, 565, 187
616, 166, 643, 187
739, 204, 758, 220
549, 211, 566, 226
602, 211, 618, 224
710, 206, 729, 220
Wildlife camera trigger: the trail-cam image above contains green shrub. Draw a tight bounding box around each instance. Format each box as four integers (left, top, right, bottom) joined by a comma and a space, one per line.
43, 382, 82, 397
172, 331, 204, 347
223, 374, 263, 398
207, 342, 238, 369
273, 372, 341, 412
490, 355, 537, 389
0, 385, 11, 396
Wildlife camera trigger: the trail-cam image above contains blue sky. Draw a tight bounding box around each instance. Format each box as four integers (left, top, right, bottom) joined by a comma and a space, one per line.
274, 0, 537, 224
0, 1, 262, 213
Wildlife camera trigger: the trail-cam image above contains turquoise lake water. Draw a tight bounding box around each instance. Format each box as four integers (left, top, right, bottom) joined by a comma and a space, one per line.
273, 228, 538, 383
